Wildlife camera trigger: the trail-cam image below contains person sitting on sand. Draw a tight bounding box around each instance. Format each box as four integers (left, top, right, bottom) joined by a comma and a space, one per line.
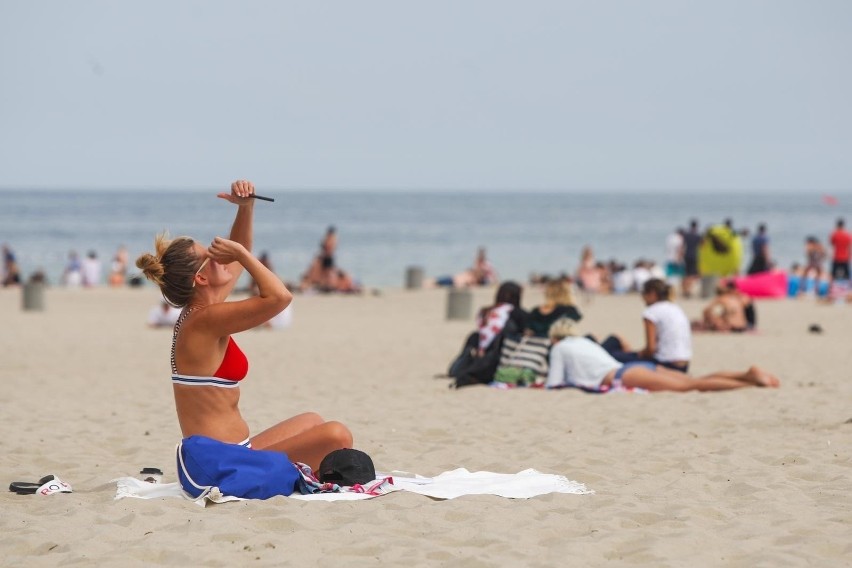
470, 247, 498, 286
448, 281, 528, 387
135, 180, 352, 469
576, 245, 602, 299
430, 247, 499, 288
2, 244, 22, 287
545, 317, 780, 392
147, 300, 182, 328
600, 278, 692, 372
692, 281, 753, 332
299, 226, 344, 293
334, 269, 361, 294
475, 281, 528, 354
525, 279, 582, 338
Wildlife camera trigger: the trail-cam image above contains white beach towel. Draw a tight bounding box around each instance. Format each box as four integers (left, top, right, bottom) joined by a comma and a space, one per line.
114, 468, 591, 507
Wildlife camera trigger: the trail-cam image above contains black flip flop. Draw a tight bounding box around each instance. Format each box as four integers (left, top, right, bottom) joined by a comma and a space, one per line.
9, 475, 55, 495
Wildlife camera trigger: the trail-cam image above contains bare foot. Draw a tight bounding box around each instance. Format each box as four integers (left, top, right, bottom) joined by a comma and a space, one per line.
745, 366, 781, 388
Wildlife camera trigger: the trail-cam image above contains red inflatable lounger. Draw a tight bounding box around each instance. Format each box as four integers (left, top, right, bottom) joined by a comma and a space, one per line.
734, 270, 788, 298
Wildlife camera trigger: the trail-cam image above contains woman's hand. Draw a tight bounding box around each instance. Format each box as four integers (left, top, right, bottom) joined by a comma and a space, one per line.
217, 180, 255, 206
207, 237, 248, 265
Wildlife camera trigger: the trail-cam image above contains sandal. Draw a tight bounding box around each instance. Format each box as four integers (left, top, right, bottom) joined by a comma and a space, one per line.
9, 475, 55, 495
9, 475, 72, 495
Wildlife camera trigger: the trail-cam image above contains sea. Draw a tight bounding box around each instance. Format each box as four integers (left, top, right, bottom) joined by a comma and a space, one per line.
0, 189, 848, 288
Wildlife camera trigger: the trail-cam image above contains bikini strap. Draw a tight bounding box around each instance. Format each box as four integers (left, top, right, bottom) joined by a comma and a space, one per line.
170, 307, 194, 374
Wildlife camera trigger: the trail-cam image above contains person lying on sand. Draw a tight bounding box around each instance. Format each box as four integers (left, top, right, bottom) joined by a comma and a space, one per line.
546, 317, 780, 392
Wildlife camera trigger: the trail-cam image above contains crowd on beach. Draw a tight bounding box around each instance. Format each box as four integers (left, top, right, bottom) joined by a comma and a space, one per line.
1, 244, 133, 289
446, 277, 779, 393
3, 182, 843, 510
444, 216, 852, 393
520, 216, 852, 303
0, 225, 363, 296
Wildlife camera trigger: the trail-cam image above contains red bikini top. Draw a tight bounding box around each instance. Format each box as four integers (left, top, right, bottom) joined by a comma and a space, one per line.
213, 337, 249, 381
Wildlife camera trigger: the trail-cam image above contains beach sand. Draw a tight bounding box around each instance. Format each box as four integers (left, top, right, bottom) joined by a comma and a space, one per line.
1, 285, 850, 567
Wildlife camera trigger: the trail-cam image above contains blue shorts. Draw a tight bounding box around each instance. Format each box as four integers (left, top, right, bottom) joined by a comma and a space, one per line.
613, 361, 657, 387
665, 262, 684, 277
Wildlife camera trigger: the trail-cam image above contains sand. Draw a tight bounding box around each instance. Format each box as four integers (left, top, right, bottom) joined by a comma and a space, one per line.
1, 285, 851, 567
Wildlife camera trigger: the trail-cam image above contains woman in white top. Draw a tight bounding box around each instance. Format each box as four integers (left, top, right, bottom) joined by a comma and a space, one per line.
638, 279, 692, 371
600, 278, 692, 372
546, 318, 779, 392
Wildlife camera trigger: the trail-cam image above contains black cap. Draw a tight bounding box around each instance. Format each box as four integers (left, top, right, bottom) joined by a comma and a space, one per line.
318, 449, 375, 486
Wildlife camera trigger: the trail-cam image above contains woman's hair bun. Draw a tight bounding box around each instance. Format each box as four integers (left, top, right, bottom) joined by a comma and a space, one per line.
135, 253, 164, 286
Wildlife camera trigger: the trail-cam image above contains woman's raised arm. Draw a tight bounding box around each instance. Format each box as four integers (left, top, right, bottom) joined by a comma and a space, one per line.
216, 180, 256, 294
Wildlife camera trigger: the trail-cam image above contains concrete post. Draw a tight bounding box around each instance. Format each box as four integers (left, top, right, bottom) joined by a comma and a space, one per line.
22, 282, 45, 311
405, 266, 424, 290
446, 288, 473, 320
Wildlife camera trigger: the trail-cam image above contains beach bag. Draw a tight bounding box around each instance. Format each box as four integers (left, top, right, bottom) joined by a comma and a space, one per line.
497, 335, 551, 385
176, 435, 300, 500
448, 331, 505, 388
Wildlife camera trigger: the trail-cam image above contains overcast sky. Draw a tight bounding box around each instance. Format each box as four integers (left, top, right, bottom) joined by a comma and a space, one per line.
1, 1, 850, 191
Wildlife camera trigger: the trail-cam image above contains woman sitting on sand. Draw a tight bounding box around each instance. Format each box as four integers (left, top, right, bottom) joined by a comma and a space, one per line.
546, 317, 779, 392
692, 281, 754, 332
525, 279, 582, 338
136, 180, 352, 469
476, 281, 528, 354
600, 278, 692, 373
448, 281, 528, 387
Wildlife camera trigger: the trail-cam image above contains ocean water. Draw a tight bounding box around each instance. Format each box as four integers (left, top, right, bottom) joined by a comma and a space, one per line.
0, 190, 848, 288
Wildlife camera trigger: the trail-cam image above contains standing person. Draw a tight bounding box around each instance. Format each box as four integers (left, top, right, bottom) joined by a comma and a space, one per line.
747, 224, 771, 274
664, 227, 685, 283
803, 236, 827, 281
81, 250, 102, 287
135, 180, 352, 469
681, 220, 702, 298
829, 218, 851, 281
320, 226, 337, 273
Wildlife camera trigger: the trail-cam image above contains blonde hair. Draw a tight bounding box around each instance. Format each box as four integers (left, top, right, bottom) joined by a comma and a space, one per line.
135, 233, 201, 307
544, 280, 574, 306
548, 317, 577, 341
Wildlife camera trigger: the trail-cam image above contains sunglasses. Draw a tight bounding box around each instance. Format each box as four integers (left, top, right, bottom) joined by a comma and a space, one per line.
192, 257, 210, 288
